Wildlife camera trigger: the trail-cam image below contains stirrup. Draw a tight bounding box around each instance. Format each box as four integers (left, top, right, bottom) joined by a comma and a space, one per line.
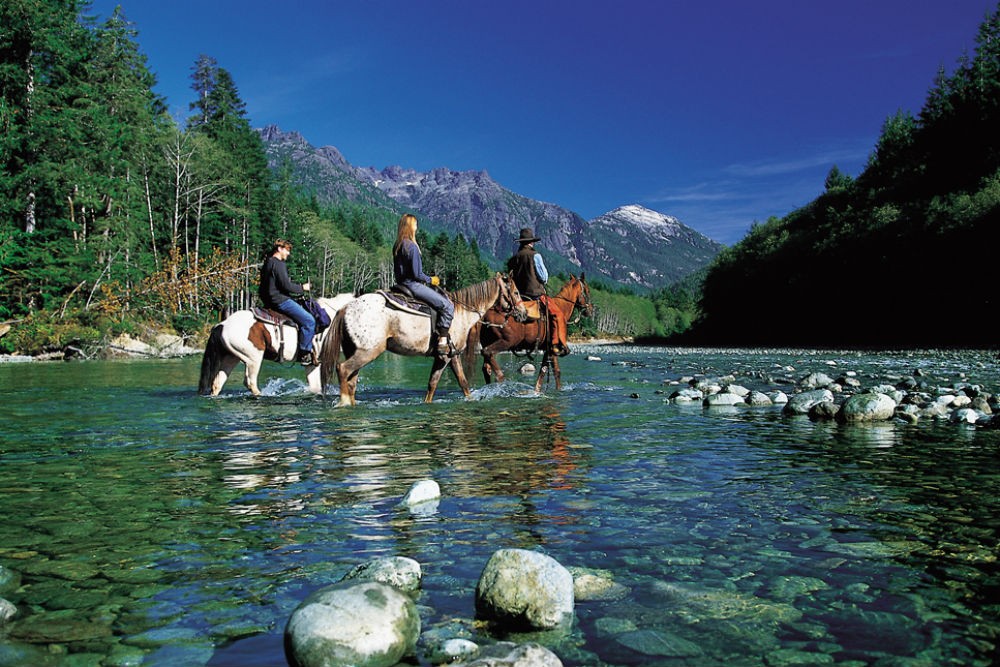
436, 334, 453, 357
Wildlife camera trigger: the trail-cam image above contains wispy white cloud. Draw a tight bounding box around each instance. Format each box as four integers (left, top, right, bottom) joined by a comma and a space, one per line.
724, 146, 870, 178
640, 142, 876, 244
646, 183, 740, 204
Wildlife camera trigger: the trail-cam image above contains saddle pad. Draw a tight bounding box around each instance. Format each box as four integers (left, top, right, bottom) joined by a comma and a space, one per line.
251, 307, 292, 326
377, 290, 432, 317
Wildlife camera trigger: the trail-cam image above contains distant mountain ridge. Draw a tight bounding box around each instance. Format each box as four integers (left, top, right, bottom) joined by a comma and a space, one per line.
259, 125, 723, 290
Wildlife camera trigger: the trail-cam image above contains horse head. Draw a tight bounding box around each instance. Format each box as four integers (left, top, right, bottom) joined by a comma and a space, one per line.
574, 273, 595, 317
497, 272, 528, 322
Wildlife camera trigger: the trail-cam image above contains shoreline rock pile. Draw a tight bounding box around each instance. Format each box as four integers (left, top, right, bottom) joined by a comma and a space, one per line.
664, 364, 998, 426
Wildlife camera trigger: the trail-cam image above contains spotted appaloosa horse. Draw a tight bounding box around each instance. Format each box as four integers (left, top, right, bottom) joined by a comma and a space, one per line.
198, 294, 354, 396
479, 274, 594, 392
320, 273, 526, 405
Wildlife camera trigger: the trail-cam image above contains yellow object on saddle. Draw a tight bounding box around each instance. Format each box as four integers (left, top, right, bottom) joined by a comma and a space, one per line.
522, 299, 542, 321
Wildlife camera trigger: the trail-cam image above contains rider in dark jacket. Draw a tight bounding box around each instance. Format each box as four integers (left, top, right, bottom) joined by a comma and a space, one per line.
393, 213, 455, 356
506, 228, 569, 356
259, 239, 316, 365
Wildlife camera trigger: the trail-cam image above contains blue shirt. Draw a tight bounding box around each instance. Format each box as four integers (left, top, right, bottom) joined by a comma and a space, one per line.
533, 253, 549, 284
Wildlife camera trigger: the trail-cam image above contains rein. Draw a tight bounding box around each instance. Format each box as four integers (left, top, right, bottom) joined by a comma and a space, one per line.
548, 285, 592, 325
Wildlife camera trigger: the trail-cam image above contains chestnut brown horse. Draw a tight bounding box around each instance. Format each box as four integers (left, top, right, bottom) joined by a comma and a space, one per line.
478, 274, 594, 392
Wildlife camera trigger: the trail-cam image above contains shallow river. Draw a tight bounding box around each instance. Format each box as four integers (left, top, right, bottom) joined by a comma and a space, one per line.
1, 346, 999, 666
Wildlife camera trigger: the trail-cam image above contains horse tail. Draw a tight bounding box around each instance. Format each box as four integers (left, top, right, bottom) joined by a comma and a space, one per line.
462, 319, 481, 385
198, 323, 226, 395
319, 307, 346, 393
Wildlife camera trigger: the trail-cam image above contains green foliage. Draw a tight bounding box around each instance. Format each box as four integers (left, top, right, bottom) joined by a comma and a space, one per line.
0, 310, 101, 355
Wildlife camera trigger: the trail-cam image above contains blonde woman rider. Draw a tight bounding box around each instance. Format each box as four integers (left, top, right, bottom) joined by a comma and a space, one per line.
392, 213, 455, 356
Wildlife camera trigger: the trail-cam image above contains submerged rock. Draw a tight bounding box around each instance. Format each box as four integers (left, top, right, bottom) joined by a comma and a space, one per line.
341, 556, 422, 593
475, 549, 574, 630
783, 389, 835, 415
0, 566, 20, 596
451, 641, 562, 667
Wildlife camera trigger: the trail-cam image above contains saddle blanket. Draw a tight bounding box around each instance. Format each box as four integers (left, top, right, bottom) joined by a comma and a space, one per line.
377, 290, 432, 317
252, 299, 330, 334
251, 307, 291, 326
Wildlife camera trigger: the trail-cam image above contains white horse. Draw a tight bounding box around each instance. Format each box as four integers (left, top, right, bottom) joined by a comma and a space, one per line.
320, 273, 526, 406
198, 294, 354, 396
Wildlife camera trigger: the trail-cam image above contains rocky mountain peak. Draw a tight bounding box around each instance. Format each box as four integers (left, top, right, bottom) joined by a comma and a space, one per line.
258, 126, 723, 290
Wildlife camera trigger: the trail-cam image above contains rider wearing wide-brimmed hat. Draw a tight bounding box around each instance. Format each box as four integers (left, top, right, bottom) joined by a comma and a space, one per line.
506, 228, 569, 356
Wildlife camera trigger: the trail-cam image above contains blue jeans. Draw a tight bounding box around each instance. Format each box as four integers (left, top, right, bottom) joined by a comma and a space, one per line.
276, 299, 316, 351
403, 281, 454, 332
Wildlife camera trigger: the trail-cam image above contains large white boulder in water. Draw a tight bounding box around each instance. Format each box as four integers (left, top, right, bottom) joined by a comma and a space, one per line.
475, 549, 574, 630
285, 581, 419, 667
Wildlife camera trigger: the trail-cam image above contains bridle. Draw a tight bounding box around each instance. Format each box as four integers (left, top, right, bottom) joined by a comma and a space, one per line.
550, 278, 594, 325
450, 273, 524, 320
494, 272, 525, 318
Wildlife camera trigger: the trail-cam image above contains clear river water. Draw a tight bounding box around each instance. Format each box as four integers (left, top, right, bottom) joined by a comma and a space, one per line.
1, 346, 999, 666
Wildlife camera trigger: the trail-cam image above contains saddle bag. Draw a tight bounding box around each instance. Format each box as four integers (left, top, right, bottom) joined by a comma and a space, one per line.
523, 300, 541, 321
302, 297, 331, 333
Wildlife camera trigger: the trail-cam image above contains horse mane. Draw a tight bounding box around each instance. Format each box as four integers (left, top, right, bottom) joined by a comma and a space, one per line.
450, 277, 498, 312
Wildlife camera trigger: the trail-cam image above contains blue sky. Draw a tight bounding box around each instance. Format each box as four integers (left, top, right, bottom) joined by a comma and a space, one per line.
88, 0, 995, 244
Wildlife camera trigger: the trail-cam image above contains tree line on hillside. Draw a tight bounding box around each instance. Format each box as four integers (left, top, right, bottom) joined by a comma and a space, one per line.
680, 3, 1000, 349
0, 2, 701, 356
1, 2, 594, 355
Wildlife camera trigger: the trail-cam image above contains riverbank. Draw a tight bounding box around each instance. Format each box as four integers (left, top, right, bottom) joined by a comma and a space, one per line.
0, 332, 201, 363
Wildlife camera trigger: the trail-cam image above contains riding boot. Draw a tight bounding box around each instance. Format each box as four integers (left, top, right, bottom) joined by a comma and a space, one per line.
297, 348, 317, 366
435, 329, 453, 357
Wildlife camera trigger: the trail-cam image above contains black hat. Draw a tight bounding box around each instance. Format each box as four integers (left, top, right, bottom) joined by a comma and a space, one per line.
516, 228, 540, 244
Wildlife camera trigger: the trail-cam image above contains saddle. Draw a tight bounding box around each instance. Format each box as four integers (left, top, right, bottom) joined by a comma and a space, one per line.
378, 285, 442, 352
251, 305, 325, 363
252, 307, 292, 326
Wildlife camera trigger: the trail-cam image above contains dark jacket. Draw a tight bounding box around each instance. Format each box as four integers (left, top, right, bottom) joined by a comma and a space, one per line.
507, 246, 546, 298
259, 256, 305, 308
393, 239, 432, 286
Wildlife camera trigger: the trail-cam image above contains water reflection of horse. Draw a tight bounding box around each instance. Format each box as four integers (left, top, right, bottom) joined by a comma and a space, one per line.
320, 273, 526, 406
198, 294, 354, 397
479, 274, 594, 391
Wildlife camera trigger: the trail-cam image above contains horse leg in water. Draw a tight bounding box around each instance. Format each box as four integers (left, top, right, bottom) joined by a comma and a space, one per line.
423, 355, 450, 403
241, 349, 267, 395
207, 355, 240, 396
336, 345, 383, 407
533, 351, 562, 392
480, 348, 506, 384
449, 354, 473, 398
